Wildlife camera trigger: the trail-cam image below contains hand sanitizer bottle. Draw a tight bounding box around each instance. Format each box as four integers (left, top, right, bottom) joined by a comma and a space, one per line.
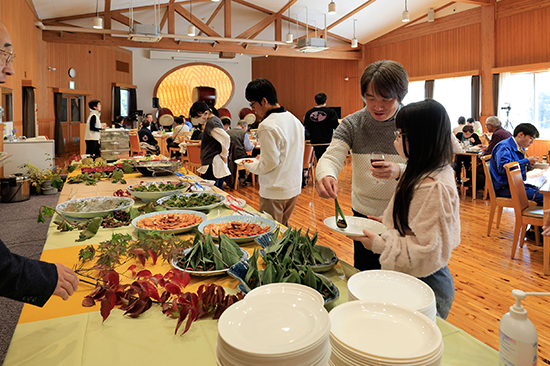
499, 290, 538, 366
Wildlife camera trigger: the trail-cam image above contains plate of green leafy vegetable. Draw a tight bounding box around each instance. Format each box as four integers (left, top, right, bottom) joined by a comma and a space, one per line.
255, 227, 338, 273
171, 233, 249, 277
228, 250, 339, 305
127, 181, 191, 202
157, 192, 224, 211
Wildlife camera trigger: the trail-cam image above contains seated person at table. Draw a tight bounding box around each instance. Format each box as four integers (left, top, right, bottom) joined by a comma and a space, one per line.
191, 121, 204, 141
490, 123, 542, 205
453, 116, 466, 135
353, 99, 459, 319
482, 116, 512, 156
454, 125, 483, 184
467, 117, 483, 136
145, 113, 160, 132
166, 116, 190, 158
138, 120, 160, 155
113, 115, 125, 129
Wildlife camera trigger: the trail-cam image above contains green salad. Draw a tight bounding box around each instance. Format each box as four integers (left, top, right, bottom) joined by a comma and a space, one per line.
131, 181, 188, 192
163, 193, 221, 208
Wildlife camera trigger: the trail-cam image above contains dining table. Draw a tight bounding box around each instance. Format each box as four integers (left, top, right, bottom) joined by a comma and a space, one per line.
3, 170, 498, 365
152, 131, 173, 158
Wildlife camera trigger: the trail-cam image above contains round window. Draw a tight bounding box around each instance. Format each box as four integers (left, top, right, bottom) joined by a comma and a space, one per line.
154, 63, 235, 118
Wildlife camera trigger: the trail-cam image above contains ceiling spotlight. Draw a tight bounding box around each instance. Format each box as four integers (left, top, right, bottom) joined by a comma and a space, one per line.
188, 24, 196, 36
328, 1, 336, 15
93, 0, 103, 29
402, 0, 410, 22
211, 0, 221, 2
427, 9, 435, 22
351, 19, 358, 48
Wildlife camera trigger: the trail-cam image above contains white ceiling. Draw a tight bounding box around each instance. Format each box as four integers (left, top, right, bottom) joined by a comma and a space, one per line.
31, 0, 479, 46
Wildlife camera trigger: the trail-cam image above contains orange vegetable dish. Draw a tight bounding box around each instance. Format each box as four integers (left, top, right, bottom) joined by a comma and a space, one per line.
137, 213, 202, 230
203, 221, 270, 237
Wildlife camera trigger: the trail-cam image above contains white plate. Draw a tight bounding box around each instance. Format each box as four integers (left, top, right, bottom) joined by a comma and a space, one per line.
533, 163, 549, 170
171, 245, 249, 277
218, 293, 330, 355
157, 192, 224, 211
323, 216, 386, 236
347, 270, 435, 313
246, 283, 324, 305
56, 196, 134, 219
131, 210, 207, 234
329, 301, 441, 359
235, 157, 257, 166
223, 196, 246, 209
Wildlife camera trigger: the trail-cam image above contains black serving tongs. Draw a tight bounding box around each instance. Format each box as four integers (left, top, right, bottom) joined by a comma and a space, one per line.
335, 197, 347, 228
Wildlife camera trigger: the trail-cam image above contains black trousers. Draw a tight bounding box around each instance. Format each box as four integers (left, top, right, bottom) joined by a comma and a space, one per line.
352, 208, 382, 271
85, 140, 101, 159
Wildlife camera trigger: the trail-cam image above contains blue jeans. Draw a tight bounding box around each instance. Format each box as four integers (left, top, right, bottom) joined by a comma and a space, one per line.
418, 266, 455, 320
496, 183, 543, 206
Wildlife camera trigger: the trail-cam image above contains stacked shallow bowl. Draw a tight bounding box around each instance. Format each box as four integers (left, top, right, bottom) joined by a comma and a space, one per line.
216, 284, 331, 366
329, 301, 443, 366
347, 270, 437, 322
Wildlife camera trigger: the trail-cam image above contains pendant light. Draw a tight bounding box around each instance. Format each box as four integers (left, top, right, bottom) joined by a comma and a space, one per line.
93, 0, 103, 29
286, 3, 293, 43
328, 1, 336, 15
351, 19, 358, 48
211, 0, 221, 2
402, 0, 410, 22
188, 0, 196, 36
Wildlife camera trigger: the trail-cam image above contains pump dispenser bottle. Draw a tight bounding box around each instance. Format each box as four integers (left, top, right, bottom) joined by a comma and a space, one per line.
499, 290, 538, 366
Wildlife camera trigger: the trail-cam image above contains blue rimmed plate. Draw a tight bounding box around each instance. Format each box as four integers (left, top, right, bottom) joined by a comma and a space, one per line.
126, 181, 191, 202
198, 215, 277, 243
56, 196, 134, 219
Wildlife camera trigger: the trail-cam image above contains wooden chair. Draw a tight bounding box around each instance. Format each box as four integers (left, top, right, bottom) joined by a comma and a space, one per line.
303, 143, 315, 186
481, 155, 514, 236
129, 132, 146, 156
234, 164, 256, 190
186, 144, 202, 174
504, 162, 544, 259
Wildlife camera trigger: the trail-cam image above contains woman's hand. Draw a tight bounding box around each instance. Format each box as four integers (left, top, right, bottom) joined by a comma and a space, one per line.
348, 229, 377, 251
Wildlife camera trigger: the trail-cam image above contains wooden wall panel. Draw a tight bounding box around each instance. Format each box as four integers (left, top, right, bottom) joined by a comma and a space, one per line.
495, 6, 550, 67
363, 24, 481, 79
251, 57, 363, 121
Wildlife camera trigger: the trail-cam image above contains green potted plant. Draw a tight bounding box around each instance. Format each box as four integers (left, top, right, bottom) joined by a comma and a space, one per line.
20, 163, 64, 195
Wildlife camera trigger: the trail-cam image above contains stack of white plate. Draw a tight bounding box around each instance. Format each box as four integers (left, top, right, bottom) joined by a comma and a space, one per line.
216, 284, 331, 366
329, 301, 443, 366
347, 270, 437, 322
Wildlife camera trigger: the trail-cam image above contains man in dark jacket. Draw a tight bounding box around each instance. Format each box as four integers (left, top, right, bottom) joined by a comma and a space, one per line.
138, 120, 160, 155
304, 92, 340, 159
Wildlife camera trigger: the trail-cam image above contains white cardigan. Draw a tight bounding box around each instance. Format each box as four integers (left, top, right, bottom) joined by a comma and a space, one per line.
371, 164, 461, 278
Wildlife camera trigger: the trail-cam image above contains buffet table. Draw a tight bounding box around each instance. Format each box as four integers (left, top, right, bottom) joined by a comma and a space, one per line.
3, 172, 498, 365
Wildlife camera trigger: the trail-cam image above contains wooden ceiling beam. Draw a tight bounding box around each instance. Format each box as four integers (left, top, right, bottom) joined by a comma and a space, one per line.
160, 7, 169, 31
104, 0, 112, 30
197, 1, 224, 36
111, 13, 139, 27
173, 3, 222, 38
42, 30, 362, 60
168, 0, 176, 35
454, 0, 490, 5
327, 0, 379, 30
235, 0, 298, 40
224, 0, 231, 38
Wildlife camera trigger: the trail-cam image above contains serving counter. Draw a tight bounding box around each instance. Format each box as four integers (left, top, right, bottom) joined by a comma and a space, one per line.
3, 172, 498, 365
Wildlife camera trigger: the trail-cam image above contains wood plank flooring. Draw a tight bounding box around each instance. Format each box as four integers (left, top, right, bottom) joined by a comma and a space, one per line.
227, 162, 550, 364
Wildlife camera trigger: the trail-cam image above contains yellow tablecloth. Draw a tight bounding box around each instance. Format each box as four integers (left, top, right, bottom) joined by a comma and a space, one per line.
4, 173, 498, 365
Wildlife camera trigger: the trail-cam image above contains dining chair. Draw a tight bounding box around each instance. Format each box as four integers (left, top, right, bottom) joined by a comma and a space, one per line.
186, 144, 202, 175
234, 164, 256, 190
504, 162, 544, 259
129, 132, 146, 156
303, 144, 315, 187
168, 135, 189, 164
482, 155, 513, 236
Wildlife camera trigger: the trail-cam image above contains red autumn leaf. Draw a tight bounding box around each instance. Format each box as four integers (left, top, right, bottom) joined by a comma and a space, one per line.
82, 296, 95, 307
175, 306, 190, 335
88, 285, 105, 300
137, 254, 146, 266
123, 298, 148, 318
126, 264, 137, 276
158, 278, 166, 287
170, 272, 190, 288
105, 270, 120, 287
148, 276, 159, 286
182, 307, 198, 335
136, 269, 152, 278
100, 289, 116, 322
148, 250, 158, 265
213, 304, 227, 320
129, 248, 146, 256
165, 283, 182, 295
160, 291, 171, 304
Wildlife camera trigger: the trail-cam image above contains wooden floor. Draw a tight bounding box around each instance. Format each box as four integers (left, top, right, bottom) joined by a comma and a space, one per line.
227, 162, 550, 364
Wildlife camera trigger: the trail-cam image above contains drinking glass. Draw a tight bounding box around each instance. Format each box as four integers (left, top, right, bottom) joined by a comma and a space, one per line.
371, 152, 385, 184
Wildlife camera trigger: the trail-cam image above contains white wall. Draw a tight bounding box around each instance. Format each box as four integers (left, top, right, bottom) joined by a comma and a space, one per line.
131, 49, 252, 128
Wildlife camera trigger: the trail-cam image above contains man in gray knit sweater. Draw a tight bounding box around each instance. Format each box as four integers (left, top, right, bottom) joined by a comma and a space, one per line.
316, 60, 408, 271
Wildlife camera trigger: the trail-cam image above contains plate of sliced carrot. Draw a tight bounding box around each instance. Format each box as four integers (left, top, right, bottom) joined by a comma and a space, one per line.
198, 215, 277, 243
132, 210, 207, 234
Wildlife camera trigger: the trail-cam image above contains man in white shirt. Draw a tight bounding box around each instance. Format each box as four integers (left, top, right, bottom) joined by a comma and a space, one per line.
242, 79, 305, 226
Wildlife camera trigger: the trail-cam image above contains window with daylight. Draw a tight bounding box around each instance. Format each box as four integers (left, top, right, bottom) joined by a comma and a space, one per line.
155, 63, 234, 117
402, 80, 425, 106
498, 71, 550, 138
433, 76, 472, 127
120, 88, 130, 118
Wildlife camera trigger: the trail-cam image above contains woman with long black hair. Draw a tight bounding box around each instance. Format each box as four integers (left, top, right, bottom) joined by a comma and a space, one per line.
353, 99, 460, 319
